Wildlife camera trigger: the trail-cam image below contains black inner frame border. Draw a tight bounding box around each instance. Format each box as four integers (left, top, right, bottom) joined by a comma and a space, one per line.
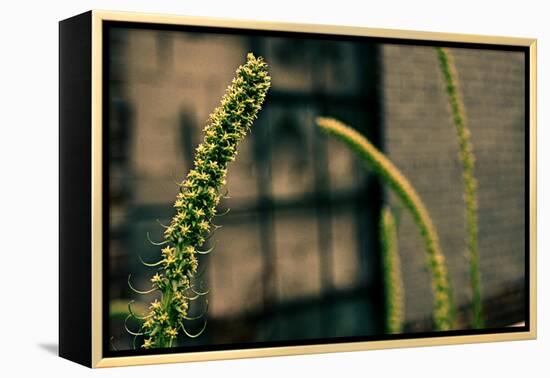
102, 19, 531, 359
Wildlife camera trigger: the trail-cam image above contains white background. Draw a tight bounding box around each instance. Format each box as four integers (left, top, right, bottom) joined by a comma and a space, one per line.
0, 0, 546, 376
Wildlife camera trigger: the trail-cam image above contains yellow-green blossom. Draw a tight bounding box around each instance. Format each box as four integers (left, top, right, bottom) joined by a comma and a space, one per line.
156, 312, 169, 323
149, 300, 161, 311
150, 273, 162, 285
143, 317, 154, 329
165, 327, 178, 339
142, 338, 153, 349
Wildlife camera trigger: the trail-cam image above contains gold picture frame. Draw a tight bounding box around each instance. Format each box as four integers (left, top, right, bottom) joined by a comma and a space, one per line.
59, 10, 536, 368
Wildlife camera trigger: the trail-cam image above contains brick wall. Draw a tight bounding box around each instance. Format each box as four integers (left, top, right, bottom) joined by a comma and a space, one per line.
381, 45, 526, 327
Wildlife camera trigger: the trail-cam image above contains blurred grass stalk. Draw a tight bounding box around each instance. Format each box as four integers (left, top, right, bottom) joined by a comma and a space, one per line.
436, 47, 483, 329
380, 207, 404, 333
316, 117, 454, 331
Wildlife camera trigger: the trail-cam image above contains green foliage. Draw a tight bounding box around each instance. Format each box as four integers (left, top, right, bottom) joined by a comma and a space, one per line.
436, 47, 483, 328
127, 53, 271, 349
316, 117, 454, 331
380, 207, 404, 333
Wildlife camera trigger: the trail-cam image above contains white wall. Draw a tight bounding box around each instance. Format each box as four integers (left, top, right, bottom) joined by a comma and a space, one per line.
1, 0, 546, 376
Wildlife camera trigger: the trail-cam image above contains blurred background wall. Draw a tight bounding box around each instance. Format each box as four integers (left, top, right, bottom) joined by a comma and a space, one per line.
107, 26, 525, 350
382, 46, 525, 329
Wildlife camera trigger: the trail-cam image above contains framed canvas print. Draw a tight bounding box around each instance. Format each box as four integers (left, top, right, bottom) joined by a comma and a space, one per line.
59, 10, 537, 368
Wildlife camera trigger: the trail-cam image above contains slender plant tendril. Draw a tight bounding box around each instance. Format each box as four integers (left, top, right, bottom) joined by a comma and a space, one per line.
316, 117, 454, 331
128, 53, 271, 349
436, 47, 483, 329
380, 206, 405, 333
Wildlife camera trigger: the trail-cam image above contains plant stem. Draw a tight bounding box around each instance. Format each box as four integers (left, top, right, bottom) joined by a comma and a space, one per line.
436, 47, 483, 329
380, 206, 404, 333
316, 117, 454, 331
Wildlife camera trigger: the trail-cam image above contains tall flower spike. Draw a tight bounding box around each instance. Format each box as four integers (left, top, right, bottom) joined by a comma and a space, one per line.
436, 47, 483, 329
129, 53, 271, 349
316, 117, 454, 331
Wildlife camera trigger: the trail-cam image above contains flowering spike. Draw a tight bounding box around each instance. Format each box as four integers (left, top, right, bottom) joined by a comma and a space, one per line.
436, 47, 483, 329
316, 116, 454, 331
128, 53, 270, 349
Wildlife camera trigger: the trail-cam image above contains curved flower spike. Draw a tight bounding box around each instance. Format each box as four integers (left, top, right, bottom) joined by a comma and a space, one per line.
316, 117, 454, 331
